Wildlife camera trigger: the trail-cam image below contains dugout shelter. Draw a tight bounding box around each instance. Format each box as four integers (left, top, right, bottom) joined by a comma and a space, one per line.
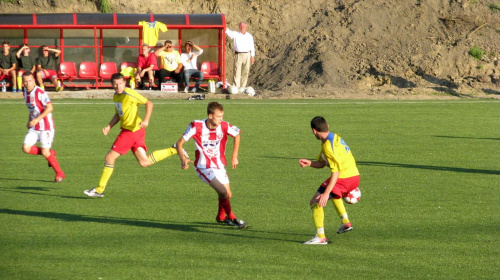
0, 13, 226, 89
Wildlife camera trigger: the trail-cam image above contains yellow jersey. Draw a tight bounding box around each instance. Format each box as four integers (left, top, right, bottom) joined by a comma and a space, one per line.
317, 132, 359, 178
158, 50, 181, 71
138, 21, 167, 47
113, 88, 148, 132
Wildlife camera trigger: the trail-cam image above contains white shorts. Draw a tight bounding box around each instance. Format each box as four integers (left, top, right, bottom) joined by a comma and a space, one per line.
24, 129, 54, 149
196, 167, 230, 185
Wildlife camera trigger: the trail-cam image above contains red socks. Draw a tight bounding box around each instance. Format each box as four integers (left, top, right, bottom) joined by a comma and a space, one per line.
218, 198, 236, 220
46, 150, 63, 174
28, 146, 42, 155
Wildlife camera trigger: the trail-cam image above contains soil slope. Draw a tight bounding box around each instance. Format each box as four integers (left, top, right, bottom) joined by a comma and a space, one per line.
1, 0, 499, 99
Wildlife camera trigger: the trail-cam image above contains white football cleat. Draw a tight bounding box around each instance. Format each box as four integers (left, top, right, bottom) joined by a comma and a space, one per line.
303, 235, 328, 245
84, 188, 104, 198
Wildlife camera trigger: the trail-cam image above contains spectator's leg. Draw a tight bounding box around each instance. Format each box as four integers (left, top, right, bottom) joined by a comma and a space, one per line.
158, 69, 168, 84
35, 70, 45, 88
9, 69, 17, 89
193, 70, 204, 90
233, 53, 243, 88
183, 70, 191, 90
146, 70, 154, 88
240, 53, 251, 88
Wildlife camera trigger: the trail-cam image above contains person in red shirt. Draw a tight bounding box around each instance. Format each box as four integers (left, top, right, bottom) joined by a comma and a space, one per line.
135, 44, 158, 90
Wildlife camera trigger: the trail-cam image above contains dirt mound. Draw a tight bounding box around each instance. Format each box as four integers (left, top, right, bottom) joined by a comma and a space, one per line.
1, 0, 499, 99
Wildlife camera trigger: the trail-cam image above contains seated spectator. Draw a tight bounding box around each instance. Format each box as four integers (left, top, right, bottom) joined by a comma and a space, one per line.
35, 45, 62, 91
0, 40, 18, 92
16, 44, 35, 92
154, 40, 183, 90
181, 41, 204, 93
135, 44, 158, 90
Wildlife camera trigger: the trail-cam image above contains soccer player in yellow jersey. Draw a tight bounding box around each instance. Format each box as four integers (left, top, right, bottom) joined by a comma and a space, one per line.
84, 73, 182, 198
299, 116, 360, 245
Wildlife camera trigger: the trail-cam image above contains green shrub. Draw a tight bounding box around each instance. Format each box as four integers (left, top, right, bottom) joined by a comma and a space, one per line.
100, 0, 113, 13
489, 3, 500, 13
469, 46, 485, 60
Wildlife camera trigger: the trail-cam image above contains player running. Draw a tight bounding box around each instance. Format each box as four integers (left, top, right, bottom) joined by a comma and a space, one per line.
175, 102, 247, 229
299, 116, 360, 244
21, 71, 65, 182
84, 73, 184, 198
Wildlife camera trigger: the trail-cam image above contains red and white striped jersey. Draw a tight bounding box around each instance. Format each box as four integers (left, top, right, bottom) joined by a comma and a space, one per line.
24, 86, 54, 131
182, 119, 240, 169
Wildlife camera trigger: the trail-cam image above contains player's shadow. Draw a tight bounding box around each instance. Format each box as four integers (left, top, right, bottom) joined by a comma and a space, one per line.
0, 186, 88, 199
358, 161, 500, 175
0, 208, 200, 232
0, 208, 308, 243
0, 177, 54, 183
433, 135, 500, 141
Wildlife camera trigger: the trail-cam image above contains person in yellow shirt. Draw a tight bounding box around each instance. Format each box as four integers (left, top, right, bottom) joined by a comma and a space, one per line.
84, 73, 184, 198
154, 40, 183, 90
299, 116, 361, 244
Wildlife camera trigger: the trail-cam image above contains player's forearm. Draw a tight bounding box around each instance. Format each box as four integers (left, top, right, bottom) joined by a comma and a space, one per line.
310, 160, 326, 169
108, 114, 120, 128
324, 172, 340, 194
232, 135, 241, 158
143, 101, 154, 123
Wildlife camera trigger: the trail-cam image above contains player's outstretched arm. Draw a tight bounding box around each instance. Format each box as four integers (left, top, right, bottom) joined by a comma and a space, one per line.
299, 159, 326, 169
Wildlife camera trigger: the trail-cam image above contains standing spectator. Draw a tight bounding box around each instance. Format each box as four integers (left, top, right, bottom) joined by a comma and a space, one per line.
225, 22, 255, 93
21, 71, 65, 182
299, 116, 360, 245
180, 41, 204, 93
16, 44, 35, 92
154, 40, 183, 90
35, 45, 62, 91
83, 73, 185, 198
175, 102, 248, 229
0, 41, 18, 92
135, 44, 158, 90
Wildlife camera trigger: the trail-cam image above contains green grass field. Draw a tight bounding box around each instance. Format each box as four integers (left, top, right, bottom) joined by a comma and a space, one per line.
1, 98, 499, 279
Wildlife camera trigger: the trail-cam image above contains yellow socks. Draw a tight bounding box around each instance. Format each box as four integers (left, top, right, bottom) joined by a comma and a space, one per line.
148, 147, 177, 164
311, 203, 326, 238
333, 198, 350, 224
17, 76, 22, 90
95, 163, 114, 193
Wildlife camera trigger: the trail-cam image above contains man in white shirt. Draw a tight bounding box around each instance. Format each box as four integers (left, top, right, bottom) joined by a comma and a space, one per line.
180, 41, 204, 93
225, 22, 255, 92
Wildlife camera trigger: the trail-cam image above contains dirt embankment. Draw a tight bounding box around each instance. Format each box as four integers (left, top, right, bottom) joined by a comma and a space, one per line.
1, 0, 499, 99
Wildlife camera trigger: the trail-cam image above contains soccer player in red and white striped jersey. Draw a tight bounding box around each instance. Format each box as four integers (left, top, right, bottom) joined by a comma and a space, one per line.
175, 102, 247, 229
21, 71, 64, 182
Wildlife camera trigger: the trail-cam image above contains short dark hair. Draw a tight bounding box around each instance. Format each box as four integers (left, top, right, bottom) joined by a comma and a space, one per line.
164, 40, 173, 46
207, 102, 224, 115
2, 40, 9, 45
311, 116, 329, 132
22, 71, 34, 78
111, 73, 124, 83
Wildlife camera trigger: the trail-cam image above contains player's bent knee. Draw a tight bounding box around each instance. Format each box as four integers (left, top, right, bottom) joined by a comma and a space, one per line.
22, 145, 31, 154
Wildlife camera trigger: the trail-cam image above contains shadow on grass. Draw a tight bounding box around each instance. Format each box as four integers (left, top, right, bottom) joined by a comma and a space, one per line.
0, 186, 88, 199
433, 135, 500, 141
0, 177, 54, 183
358, 161, 500, 175
0, 208, 201, 232
0, 208, 306, 243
